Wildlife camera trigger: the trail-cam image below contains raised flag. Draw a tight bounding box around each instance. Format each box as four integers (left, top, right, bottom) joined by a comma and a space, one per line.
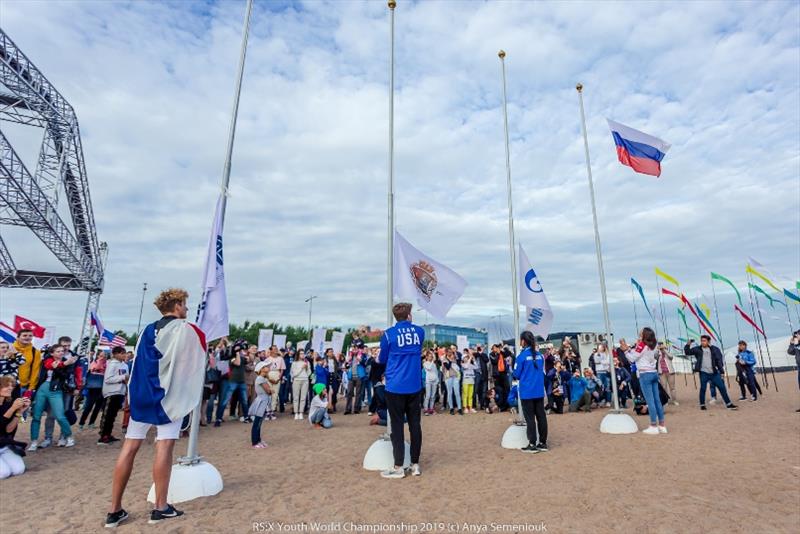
631, 278, 655, 321
13, 315, 45, 338
661, 287, 681, 301
331, 331, 346, 355
711, 272, 742, 306
678, 309, 702, 339
273, 334, 287, 350
749, 282, 785, 308
655, 267, 679, 287
99, 332, 127, 348
311, 328, 327, 355
257, 329, 274, 351
607, 119, 671, 177
517, 244, 554, 339
746, 264, 780, 293
393, 230, 467, 319
0, 322, 16, 343
197, 194, 229, 342
680, 293, 715, 340
784, 288, 800, 304
90, 310, 105, 337
734, 304, 765, 337
694, 301, 720, 340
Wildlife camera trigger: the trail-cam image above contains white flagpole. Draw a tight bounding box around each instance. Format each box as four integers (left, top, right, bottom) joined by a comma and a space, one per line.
183, 0, 253, 467
498, 51, 523, 426
576, 84, 636, 434
387, 0, 396, 328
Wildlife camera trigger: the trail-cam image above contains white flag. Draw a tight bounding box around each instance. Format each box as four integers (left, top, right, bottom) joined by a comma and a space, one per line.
311, 328, 327, 355
273, 334, 287, 350
393, 230, 467, 319
197, 195, 229, 342
518, 244, 554, 339
258, 329, 274, 351
456, 335, 468, 353
331, 331, 346, 355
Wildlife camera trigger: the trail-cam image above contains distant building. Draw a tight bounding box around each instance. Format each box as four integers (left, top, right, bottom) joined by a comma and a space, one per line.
423, 324, 489, 347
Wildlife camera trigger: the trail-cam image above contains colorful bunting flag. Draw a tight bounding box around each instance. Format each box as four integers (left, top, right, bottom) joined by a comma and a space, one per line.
746, 264, 780, 293
631, 278, 655, 321
680, 293, 716, 340
655, 267, 680, 287
784, 288, 800, 304
749, 282, 785, 308
711, 272, 742, 306
734, 304, 765, 337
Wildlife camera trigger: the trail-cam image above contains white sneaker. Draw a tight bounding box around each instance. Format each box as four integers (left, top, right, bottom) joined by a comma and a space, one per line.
27, 441, 39, 451
39, 438, 52, 449
65, 437, 75, 447
672, 401, 680, 406
658, 426, 668, 434
642, 426, 659, 435
298, 414, 304, 420
409, 463, 421, 476
57, 437, 67, 447
709, 398, 717, 405
239, 416, 246, 422
380, 467, 405, 479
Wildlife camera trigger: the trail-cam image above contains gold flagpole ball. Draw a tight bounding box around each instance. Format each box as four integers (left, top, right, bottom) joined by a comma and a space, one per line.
576, 83, 583, 92
498, 50, 506, 59
388, 1, 396, 9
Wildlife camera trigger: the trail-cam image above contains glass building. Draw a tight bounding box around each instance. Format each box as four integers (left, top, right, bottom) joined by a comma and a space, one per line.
423, 324, 489, 347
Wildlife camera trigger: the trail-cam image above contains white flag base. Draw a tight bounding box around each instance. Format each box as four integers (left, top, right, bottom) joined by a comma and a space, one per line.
599, 412, 639, 434
363, 437, 410, 471
500, 423, 529, 449
147, 461, 223, 504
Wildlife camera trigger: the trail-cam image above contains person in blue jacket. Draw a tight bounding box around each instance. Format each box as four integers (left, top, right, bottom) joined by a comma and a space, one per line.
736, 341, 759, 401
513, 331, 548, 453
377, 303, 425, 479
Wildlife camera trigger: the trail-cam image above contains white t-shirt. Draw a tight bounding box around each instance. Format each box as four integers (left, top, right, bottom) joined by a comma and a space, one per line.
423, 361, 438, 383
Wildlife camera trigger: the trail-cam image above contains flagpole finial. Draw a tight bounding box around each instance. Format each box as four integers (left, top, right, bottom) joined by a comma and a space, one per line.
498, 50, 506, 59
388, 0, 396, 9
576, 83, 583, 92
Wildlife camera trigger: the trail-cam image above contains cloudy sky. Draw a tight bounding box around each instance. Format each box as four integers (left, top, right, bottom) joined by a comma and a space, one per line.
2, 0, 798, 347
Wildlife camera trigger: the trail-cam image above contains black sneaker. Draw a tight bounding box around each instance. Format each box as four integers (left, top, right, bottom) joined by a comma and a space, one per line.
449, 409, 454, 415
105, 508, 129, 528
738, 397, 746, 401
700, 405, 707, 411
726, 404, 738, 410
536, 442, 549, 452
213, 420, 221, 427
521, 443, 540, 454
97, 436, 110, 445
148, 504, 184, 524
107, 436, 121, 444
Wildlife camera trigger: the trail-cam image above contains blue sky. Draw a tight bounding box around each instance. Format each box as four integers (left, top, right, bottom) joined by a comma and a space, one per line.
1, 0, 798, 347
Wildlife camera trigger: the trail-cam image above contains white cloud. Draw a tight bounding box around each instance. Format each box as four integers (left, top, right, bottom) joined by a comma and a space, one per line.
1, 0, 798, 347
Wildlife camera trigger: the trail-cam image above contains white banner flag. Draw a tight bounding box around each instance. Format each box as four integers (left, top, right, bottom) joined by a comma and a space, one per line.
298, 339, 309, 351
456, 335, 468, 353
311, 328, 327, 355
197, 195, 229, 342
258, 329, 274, 351
331, 331, 346, 355
33, 326, 55, 350
518, 244, 554, 339
273, 334, 287, 350
393, 230, 468, 319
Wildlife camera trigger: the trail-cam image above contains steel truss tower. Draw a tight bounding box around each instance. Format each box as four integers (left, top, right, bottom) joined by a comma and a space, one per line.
0, 28, 106, 348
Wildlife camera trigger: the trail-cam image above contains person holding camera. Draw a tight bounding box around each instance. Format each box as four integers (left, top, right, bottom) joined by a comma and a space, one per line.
735, 341, 760, 401
0, 375, 29, 479
788, 331, 800, 411
27, 345, 77, 450
214, 339, 251, 426
627, 328, 667, 434
684, 335, 737, 412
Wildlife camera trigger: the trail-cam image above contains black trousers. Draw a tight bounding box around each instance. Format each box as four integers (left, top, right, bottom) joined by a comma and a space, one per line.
100, 394, 124, 438
521, 397, 548, 446
79, 388, 105, 425
385, 389, 422, 467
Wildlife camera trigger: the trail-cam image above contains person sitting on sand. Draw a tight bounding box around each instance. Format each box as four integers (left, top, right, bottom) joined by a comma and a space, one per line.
309, 383, 332, 429
583, 368, 604, 408
0, 375, 28, 479
568, 370, 591, 413
370, 376, 388, 426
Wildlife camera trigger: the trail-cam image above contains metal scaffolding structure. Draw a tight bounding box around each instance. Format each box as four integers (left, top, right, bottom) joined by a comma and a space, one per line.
0, 28, 106, 346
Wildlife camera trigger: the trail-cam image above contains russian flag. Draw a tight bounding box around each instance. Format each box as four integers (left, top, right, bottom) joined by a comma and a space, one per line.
0, 322, 16, 343
607, 119, 671, 177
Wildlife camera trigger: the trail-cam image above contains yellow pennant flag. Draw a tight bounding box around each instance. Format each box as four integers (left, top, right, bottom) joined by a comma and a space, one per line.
655, 267, 680, 287
699, 302, 713, 319
746, 264, 780, 293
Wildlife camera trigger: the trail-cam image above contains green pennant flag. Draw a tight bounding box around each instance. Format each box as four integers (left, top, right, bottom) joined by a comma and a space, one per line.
677, 308, 701, 338
749, 282, 779, 308
711, 272, 742, 306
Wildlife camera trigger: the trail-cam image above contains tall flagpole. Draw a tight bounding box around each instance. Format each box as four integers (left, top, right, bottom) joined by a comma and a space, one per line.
745, 270, 769, 389
576, 84, 621, 415
751, 287, 779, 391
183, 0, 253, 467
630, 282, 640, 335
387, 0, 396, 328
498, 51, 523, 424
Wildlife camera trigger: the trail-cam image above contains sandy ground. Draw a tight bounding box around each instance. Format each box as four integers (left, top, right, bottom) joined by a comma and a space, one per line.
1, 372, 798, 534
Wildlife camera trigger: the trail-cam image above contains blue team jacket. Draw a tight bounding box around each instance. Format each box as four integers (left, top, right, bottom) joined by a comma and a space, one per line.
512, 347, 546, 400
379, 320, 425, 394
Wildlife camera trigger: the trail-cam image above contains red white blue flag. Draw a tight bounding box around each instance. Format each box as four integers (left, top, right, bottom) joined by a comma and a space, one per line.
607, 119, 671, 177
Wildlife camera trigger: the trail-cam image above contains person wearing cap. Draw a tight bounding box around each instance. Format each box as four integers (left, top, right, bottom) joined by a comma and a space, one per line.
247, 362, 272, 448
379, 302, 425, 479
308, 383, 332, 429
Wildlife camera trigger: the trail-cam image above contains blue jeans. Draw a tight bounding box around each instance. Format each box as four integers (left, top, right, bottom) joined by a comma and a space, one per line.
639, 372, 664, 425
699, 371, 731, 406
216, 381, 249, 422
362, 379, 373, 406
250, 416, 264, 445
446, 377, 461, 410
598, 372, 611, 403
310, 410, 332, 428
31, 387, 72, 440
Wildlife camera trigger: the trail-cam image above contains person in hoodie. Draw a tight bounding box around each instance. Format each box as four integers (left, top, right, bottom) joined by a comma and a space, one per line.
377, 302, 425, 479
735, 341, 759, 401
568, 370, 591, 413
685, 335, 738, 412
98, 346, 129, 445
309, 383, 332, 429
614, 357, 632, 408
513, 331, 548, 453
545, 361, 569, 414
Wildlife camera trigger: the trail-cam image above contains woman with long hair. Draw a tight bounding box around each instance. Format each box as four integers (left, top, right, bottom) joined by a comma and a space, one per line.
514, 331, 548, 452
290, 349, 311, 420
627, 327, 666, 435
0, 375, 28, 478
28, 345, 76, 450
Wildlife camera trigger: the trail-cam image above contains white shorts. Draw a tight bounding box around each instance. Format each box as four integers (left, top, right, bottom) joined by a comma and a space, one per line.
125, 418, 182, 441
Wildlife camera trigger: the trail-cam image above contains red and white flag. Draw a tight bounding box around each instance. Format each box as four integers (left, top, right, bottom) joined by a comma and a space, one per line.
13, 315, 46, 338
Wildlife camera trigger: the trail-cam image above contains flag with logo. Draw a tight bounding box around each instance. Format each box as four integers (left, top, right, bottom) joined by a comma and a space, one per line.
393, 230, 468, 319
197, 194, 229, 342
518, 244, 554, 339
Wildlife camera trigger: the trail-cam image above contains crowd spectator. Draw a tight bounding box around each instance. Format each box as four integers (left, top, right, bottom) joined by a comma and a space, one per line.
28, 345, 76, 450
685, 336, 738, 411
98, 346, 129, 445
248, 361, 272, 448
79, 350, 106, 430
628, 328, 667, 435
0, 375, 28, 479
735, 341, 759, 401
290, 350, 311, 420
657, 341, 678, 406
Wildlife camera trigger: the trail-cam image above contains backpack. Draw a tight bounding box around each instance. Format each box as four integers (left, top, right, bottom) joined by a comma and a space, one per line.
507, 384, 518, 407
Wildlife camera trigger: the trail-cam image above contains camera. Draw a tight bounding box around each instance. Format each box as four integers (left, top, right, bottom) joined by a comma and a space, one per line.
220, 339, 249, 360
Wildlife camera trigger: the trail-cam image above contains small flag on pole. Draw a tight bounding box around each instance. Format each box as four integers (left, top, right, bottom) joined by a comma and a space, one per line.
13, 315, 45, 338
0, 322, 16, 343
655, 267, 680, 287
197, 194, 230, 342
734, 304, 765, 337
631, 278, 655, 321
711, 272, 742, 306
607, 119, 671, 177
518, 244, 554, 339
